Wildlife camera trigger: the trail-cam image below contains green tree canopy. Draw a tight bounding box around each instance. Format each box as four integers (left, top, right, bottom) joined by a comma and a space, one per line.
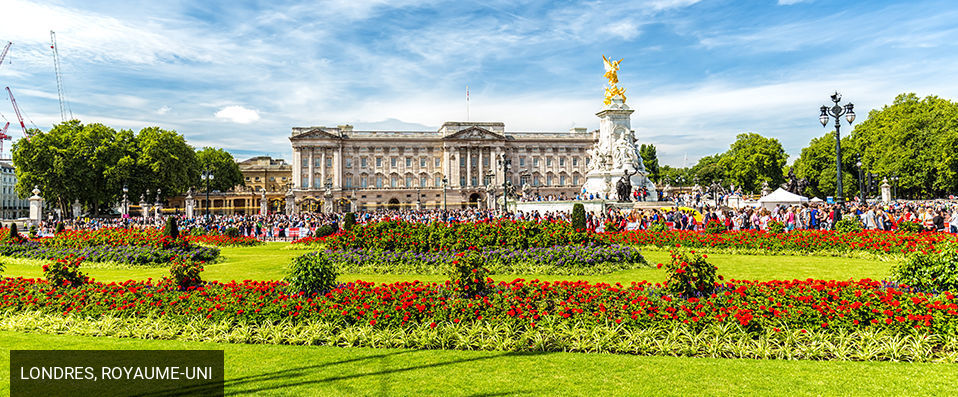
792, 131, 860, 199
718, 133, 787, 193
639, 144, 660, 182
196, 147, 244, 192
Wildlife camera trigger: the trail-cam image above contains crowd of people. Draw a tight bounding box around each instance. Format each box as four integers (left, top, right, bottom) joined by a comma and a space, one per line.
21, 198, 958, 238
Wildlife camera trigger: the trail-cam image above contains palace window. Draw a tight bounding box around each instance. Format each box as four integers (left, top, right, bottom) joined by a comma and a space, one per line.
573, 157, 578, 166
420, 176, 427, 187
326, 158, 332, 168
376, 157, 382, 167
435, 158, 441, 167
345, 158, 352, 168
471, 177, 478, 186
546, 176, 553, 186
560, 157, 566, 166
406, 176, 413, 187
519, 157, 526, 167
533, 176, 540, 186
459, 156, 466, 167
573, 175, 580, 185
344, 178, 353, 188
460, 176, 466, 186
406, 158, 412, 167
533, 158, 540, 167
435, 176, 442, 187
547, 157, 553, 167
376, 176, 383, 188
361, 176, 368, 188
420, 158, 427, 167
560, 175, 567, 185
361, 157, 368, 168
301, 158, 307, 167
391, 176, 398, 187
483, 156, 489, 167
391, 158, 397, 168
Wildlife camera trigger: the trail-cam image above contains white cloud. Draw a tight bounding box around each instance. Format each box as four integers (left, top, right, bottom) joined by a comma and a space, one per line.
156, 106, 171, 115
777, 0, 811, 5
601, 20, 642, 40
214, 106, 260, 124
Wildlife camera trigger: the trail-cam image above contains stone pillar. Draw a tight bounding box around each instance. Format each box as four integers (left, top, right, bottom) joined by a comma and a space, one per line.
72, 199, 82, 219
139, 195, 148, 218
881, 178, 892, 203
185, 192, 195, 219
292, 147, 302, 189
259, 190, 268, 215
28, 186, 42, 225
154, 201, 163, 219
466, 147, 472, 187
334, 146, 343, 188
285, 189, 296, 215
321, 150, 327, 188
308, 148, 315, 190
478, 148, 484, 186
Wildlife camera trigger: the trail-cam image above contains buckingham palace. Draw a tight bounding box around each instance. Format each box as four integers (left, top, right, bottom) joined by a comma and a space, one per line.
289, 121, 597, 211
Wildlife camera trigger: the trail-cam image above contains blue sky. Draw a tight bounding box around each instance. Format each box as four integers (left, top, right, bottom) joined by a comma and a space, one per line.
1, 0, 957, 166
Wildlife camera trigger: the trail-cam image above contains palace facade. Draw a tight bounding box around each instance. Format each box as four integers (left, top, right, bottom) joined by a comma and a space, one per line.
289, 122, 597, 212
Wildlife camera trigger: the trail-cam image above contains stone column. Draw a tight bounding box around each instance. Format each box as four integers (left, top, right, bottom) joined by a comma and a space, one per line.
334, 146, 343, 188
185, 192, 195, 219
72, 199, 82, 219
28, 186, 42, 225
466, 147, 472, 187
139, 195, 148, 218
260, 190, 268, 215
478, 148, 484, 186
495, 148, 504, 186
881, 178, 892, 203
307, 148, 315, 190
292, 147, 302, 189
321, 150, 327, 187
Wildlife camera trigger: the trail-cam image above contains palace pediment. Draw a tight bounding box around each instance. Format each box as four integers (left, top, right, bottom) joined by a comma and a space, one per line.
442, 126, 506, 141
292, 128, 343, 140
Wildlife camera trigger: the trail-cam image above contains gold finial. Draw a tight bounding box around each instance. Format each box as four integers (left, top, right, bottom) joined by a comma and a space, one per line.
602, 55, 626, 105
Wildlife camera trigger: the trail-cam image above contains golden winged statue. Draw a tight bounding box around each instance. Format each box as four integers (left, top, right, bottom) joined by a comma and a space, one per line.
602, 55, 626, 105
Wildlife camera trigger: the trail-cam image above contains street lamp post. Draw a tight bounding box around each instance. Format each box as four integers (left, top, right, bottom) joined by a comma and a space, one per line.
856, 159, 864, 204
121, 184, 129, 217
202, 169, 215, 216
819, 92, 856, 220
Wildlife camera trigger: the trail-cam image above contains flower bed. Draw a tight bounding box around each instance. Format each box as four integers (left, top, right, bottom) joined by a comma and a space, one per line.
3, 276, 955, 337
183, 235, 262, 247
604, 229, 955, 256
41, 228, 188, 250
300, 220, 601, 252
0, 228, 219, 266
320, 244, 646, 275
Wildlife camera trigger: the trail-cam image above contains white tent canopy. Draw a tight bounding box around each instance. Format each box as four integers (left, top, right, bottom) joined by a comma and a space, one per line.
757, 188, 809, 210
810, 197, 824, 202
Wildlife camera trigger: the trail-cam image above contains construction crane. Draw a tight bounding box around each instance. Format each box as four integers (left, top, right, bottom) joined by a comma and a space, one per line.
0, 42, 10, 69
0, 122, 10, 159
50, 31, 72, 122
5, 87, 28, 137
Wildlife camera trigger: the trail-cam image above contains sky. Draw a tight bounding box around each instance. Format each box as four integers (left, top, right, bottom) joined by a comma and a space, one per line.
1, 0, 957, 166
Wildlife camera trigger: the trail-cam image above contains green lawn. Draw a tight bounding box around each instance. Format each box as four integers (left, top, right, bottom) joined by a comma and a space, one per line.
1, 331, 954, 396
0, 243, 894, 284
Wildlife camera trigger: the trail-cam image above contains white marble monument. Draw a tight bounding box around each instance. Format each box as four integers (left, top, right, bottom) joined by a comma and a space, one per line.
581, 56, 657, 201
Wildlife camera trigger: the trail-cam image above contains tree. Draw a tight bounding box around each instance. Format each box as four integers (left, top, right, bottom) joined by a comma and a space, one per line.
639, 144, 660, 182
792, 131, 860, 199
658, 165, 691, 186
689, 154, 726, 187
718, 133, 787, 193
196, 147, 244, 192
846, 93, 958, 198
13, 121, 79, 215
135, 127, 201, 199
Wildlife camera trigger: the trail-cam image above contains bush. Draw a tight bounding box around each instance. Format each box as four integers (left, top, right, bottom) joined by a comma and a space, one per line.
343, 212, 356, 231
647, 221, 668, 233
190, 227, 206, 237
54, 222, 65, 235
834, 218, 862, 233
893, 244, 958, 292
163, 217, 179, 239
169, 257, 204, 290
28, 224, 37, 238
604, 221, 620, 233
313, 224, 339, 238
660, 249, 720, 298
42, 256, 87, 288
286, 252, 338, 295
705, 220, 726, 234
898, 221, 922, 233
767, 220, 785, 234
224, 227, 240, 238
572, 203, 586, 231
446, 250, 490, 297
8, 223, 19, 241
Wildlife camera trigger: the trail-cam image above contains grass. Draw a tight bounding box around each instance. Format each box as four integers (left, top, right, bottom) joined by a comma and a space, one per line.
0, 242, 893, 285
1, 331, 956, 396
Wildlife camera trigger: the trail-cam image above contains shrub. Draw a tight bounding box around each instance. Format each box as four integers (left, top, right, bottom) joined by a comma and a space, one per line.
54, 222, 65, 235
224, 227, 240, 238
8, 223, 19, 241
604, 221, 620, 233
163, 217, 179, 239
572, 204, 586, 231
343, 212, 356, 231
893, 243, 958, 292
898, 221, 922, 233
660, 249, 720, 298
169, 257, 204, 290
705, 220, 726, 234
446, 250, 490, 297
28, 224, 37, 238
767, 220, 785, 234
313, 224, 339, 238
834, 218, 862, 234
647, 221, 668, 233
42, 256, 87, 288
190, 227, 207, 237
286, 252, 338, 295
